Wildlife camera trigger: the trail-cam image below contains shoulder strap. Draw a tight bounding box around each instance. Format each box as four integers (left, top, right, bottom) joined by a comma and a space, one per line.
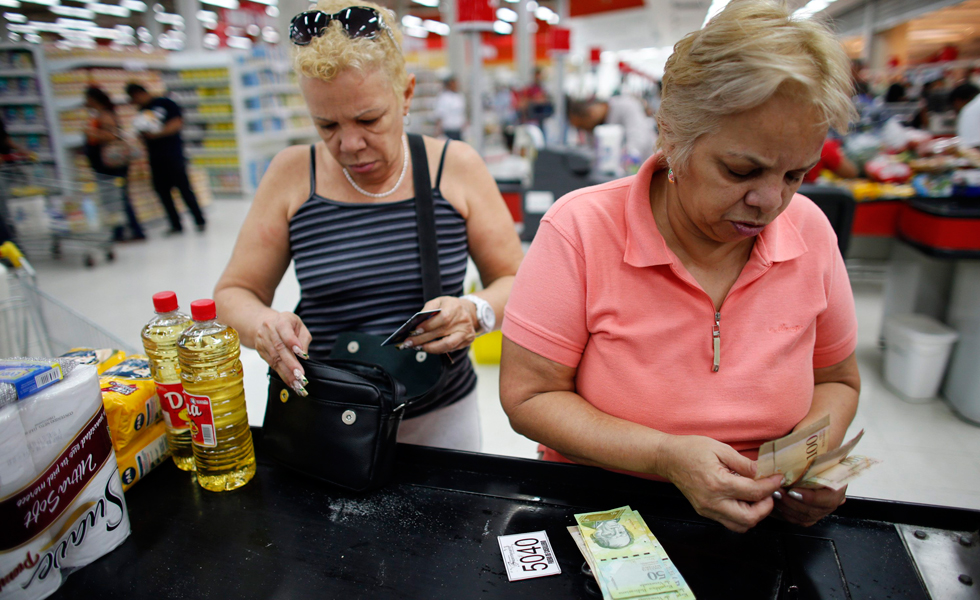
408, 133, 443, 301
434, 140, 451, 191
308, 144, 317, 200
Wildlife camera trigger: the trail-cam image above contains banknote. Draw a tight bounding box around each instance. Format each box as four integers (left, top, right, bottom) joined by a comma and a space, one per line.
756, 415, 831, 485
799, 455, 882, 490
573, 506, 695, 599
567, 525, 598, 581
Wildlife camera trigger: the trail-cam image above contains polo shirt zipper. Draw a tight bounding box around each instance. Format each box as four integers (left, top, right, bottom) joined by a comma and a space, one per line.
712, 311, 721, 372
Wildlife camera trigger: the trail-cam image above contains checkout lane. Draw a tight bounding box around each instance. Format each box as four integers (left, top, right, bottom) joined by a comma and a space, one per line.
49, 429, 980, 599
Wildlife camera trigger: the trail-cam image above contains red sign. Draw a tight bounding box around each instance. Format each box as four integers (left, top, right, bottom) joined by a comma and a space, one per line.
550, 27, 570, 52
458, 0, 495, 23
590, 47, 602, 64
185, 392, 217, 448
157, 381, 189, 430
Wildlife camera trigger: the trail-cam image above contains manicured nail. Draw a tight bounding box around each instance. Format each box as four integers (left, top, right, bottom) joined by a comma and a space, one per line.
413, 328, 424, 335
293, 346, 309, 359
293, 369, 308, 385
788, 491, 803, 501
772, 491, 783, 500
291, 381, 308, 397
399, 340, 414, 350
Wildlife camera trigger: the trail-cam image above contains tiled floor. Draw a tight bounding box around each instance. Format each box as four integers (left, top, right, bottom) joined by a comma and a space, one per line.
25, 198, 980, 510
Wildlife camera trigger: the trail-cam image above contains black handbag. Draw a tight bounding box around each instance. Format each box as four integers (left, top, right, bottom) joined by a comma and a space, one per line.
262, 134, 450, 491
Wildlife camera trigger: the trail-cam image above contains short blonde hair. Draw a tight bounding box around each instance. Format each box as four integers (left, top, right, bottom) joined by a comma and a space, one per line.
292, 0, 408, 97
657, 0, 856, 169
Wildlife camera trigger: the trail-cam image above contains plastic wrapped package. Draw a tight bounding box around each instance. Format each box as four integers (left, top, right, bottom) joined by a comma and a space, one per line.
0, 365, 131, 600
59, 349, 126, 375
100, 356, 161, 453
117, 419, 169, 491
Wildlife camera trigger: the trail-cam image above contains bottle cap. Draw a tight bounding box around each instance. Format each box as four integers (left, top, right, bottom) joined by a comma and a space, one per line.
152, 291, 178, 313
190, 299, 216, 321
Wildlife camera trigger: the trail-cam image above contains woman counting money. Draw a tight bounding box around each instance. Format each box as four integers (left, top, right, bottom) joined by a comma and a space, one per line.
214, 0, 522, 450
500, 0, 860, 533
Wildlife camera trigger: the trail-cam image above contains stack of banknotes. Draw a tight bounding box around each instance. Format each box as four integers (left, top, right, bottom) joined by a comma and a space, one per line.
755, 415, 881, 489
568, 506, 696, 599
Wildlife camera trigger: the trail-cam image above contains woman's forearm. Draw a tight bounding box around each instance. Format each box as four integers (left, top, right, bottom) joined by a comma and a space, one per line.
214, 286, 279, 349
798, 382, 859, 450
472, 275, 513, 332
506, 388, 674, 476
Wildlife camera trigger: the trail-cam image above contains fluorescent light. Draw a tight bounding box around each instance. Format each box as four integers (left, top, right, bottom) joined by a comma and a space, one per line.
199, 0, 238, 8
404, 25, 427, 38
154, 11, 182, 24
534, 5, 554, 21
246, 0, 275, 4
8, 23, 36, 32
492, 20, 512, 34
51, 5, 95, 18
0, 0, 20, 8
21, 0, 58, 6
57, 17, 95, 29
25, 32, 41, 43
527, 1, 538, 11
401, 14, 422, 28
121, 0, 147, 11
265, 5, 277, 17
496, 7, 517, 22
422, 19, 449, 35
3, 11, 27, 21
88, 3, 130, 17
197, 9, 217, 21
411, 0, 438, 7
226, 35, 251, 49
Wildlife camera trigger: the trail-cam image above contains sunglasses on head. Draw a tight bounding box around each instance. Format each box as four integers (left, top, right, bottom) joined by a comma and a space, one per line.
289, 7, 395, 46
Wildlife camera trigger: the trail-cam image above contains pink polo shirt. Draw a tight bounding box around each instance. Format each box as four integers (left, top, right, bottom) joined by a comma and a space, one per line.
502, 154, 857, 466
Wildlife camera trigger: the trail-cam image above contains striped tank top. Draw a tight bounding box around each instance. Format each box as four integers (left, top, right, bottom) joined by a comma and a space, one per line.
289, 142, 477, 415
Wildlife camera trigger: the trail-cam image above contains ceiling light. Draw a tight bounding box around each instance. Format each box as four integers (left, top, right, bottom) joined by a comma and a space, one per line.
137, 25, 152, 41
21, 0, 58, 6
139, 42, 153, 52
3, 11, 26, 21
51, 5, 95, 18
56, 17, 95, 29
265, 5, 277, 17
203, 32, 219, 48
411, 0, 438, 7
404, 25, 427, 38
401, 14, 422, 28
154, 11, 182, 24
196, 9, 216, 21
534, 6, 554, 21
0, 0, 20, 8
121, 0, 146, 11
226, 35, 251, 49
492, 20, 512, 34
88, 3, 131, 17
199, 0, 239, 9
25, 32, 42, 43
496, 7, 517, 22
422, 19, 449, 35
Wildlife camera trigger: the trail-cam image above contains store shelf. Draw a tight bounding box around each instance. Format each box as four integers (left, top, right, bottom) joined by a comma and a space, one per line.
177, 95, 233, 105
187, 147, 239, 158
7, 124, 49, 134
182, 130, 238, 141
0, 68, 35, 77
243, 106, 308, 121
242, 127, 318, 145
240, 82, 299, 98
164, 79, 230, 89
63, 133, 84, 149
0, 95, 41, 105
47, 56, 167, 73
185, 113, 235, 123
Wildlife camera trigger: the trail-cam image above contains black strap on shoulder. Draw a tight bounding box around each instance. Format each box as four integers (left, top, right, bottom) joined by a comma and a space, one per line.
434, 140, 451, 191
408, 133, 443, 302
308, 144, 317, 199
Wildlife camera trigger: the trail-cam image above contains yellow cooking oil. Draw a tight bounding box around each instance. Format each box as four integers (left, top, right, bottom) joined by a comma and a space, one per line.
177, 299, 255, 492
141, 291, 196, 471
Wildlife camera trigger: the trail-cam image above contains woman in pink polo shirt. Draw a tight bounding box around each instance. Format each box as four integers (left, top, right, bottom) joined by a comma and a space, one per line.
500, 0, 860, 533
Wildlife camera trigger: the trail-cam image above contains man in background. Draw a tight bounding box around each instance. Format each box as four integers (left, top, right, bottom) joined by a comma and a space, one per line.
126, 83, 206, 235
951, 83, 980, 148
567, 95, 656, 162
434, 77, 466, 141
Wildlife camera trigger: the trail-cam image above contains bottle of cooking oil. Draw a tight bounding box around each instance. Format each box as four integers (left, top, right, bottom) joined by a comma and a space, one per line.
141, 291, 195, 471
177, 299, 255, 492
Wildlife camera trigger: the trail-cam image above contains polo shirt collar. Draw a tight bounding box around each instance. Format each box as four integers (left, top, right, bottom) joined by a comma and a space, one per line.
623, 152, 808, 268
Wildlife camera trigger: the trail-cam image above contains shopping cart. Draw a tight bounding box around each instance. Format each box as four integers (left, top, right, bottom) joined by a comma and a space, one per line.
0, 241, 138, 358
0, 162, 125, 267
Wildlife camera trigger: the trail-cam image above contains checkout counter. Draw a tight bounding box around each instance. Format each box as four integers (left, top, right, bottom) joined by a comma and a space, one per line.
49, 429, 980, 599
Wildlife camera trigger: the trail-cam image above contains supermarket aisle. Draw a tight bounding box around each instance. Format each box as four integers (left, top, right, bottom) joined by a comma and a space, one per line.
29, 199, 980, 509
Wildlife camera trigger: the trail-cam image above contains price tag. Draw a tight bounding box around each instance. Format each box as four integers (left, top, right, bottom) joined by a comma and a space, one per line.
497, 530, 562, 582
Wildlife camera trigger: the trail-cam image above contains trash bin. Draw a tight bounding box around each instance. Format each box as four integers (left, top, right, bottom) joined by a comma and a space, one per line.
883, 314, 959, 401
943, 260, 980, 424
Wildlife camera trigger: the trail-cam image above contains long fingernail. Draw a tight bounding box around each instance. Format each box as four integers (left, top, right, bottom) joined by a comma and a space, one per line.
292, 381, 308, 397
399, 340, 414, 350
293, 346, 309, 360
772, 491, 783, 500
293, 369, 308, 385
788, 491, 803, 501
413, 328, 424, 335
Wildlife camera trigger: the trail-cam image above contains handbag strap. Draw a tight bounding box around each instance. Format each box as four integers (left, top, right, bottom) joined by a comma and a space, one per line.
407, 133, 443, 302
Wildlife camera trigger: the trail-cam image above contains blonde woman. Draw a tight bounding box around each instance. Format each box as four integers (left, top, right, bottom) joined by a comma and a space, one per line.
214, 1, 522, 451
500, 0, 860, 532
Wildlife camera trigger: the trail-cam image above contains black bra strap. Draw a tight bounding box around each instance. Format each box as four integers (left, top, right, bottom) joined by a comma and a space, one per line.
308, 144, 317, 199
434, 140, 450, 192
408, 134, 443, 302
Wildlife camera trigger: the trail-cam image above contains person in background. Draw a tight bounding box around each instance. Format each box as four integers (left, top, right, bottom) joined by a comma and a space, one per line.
126, 83, 207, 235
434, 76, 466, 141
802, 137, 859, 183
83, 87, 145, 242
884, 79, 908, 103
518, 68, 553, 126
951, 83, 980, 148
567, 94, 657, 161
500, 0, 859, 533
910, 78, 948, 131
214, 0, 523, 451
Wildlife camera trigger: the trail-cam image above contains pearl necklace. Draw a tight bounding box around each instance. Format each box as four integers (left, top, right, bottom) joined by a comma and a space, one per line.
342, 135, 409, 199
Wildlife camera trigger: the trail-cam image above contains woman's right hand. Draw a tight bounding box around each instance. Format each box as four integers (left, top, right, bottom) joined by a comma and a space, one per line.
254, 310, 312, 396
659, 435, 784, 533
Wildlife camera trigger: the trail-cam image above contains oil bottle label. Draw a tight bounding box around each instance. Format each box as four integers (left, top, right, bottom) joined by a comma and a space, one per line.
185, 393, 217, 447
156, 381, 190, 430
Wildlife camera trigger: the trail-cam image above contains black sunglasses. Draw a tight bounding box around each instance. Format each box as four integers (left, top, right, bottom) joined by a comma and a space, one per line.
289, 7, 395, 46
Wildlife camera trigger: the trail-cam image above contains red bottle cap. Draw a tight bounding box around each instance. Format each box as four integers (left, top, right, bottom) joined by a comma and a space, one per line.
152, 291, 178, 313
190, 299, 216, 321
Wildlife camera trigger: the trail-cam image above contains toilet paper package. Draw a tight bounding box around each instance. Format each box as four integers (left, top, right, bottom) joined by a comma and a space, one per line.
58, 349, 126, 375
1, 364, 131, 600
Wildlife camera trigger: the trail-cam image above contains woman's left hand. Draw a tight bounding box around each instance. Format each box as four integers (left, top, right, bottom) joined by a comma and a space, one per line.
773, 485, 847, 527
400, 296, 480, 355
